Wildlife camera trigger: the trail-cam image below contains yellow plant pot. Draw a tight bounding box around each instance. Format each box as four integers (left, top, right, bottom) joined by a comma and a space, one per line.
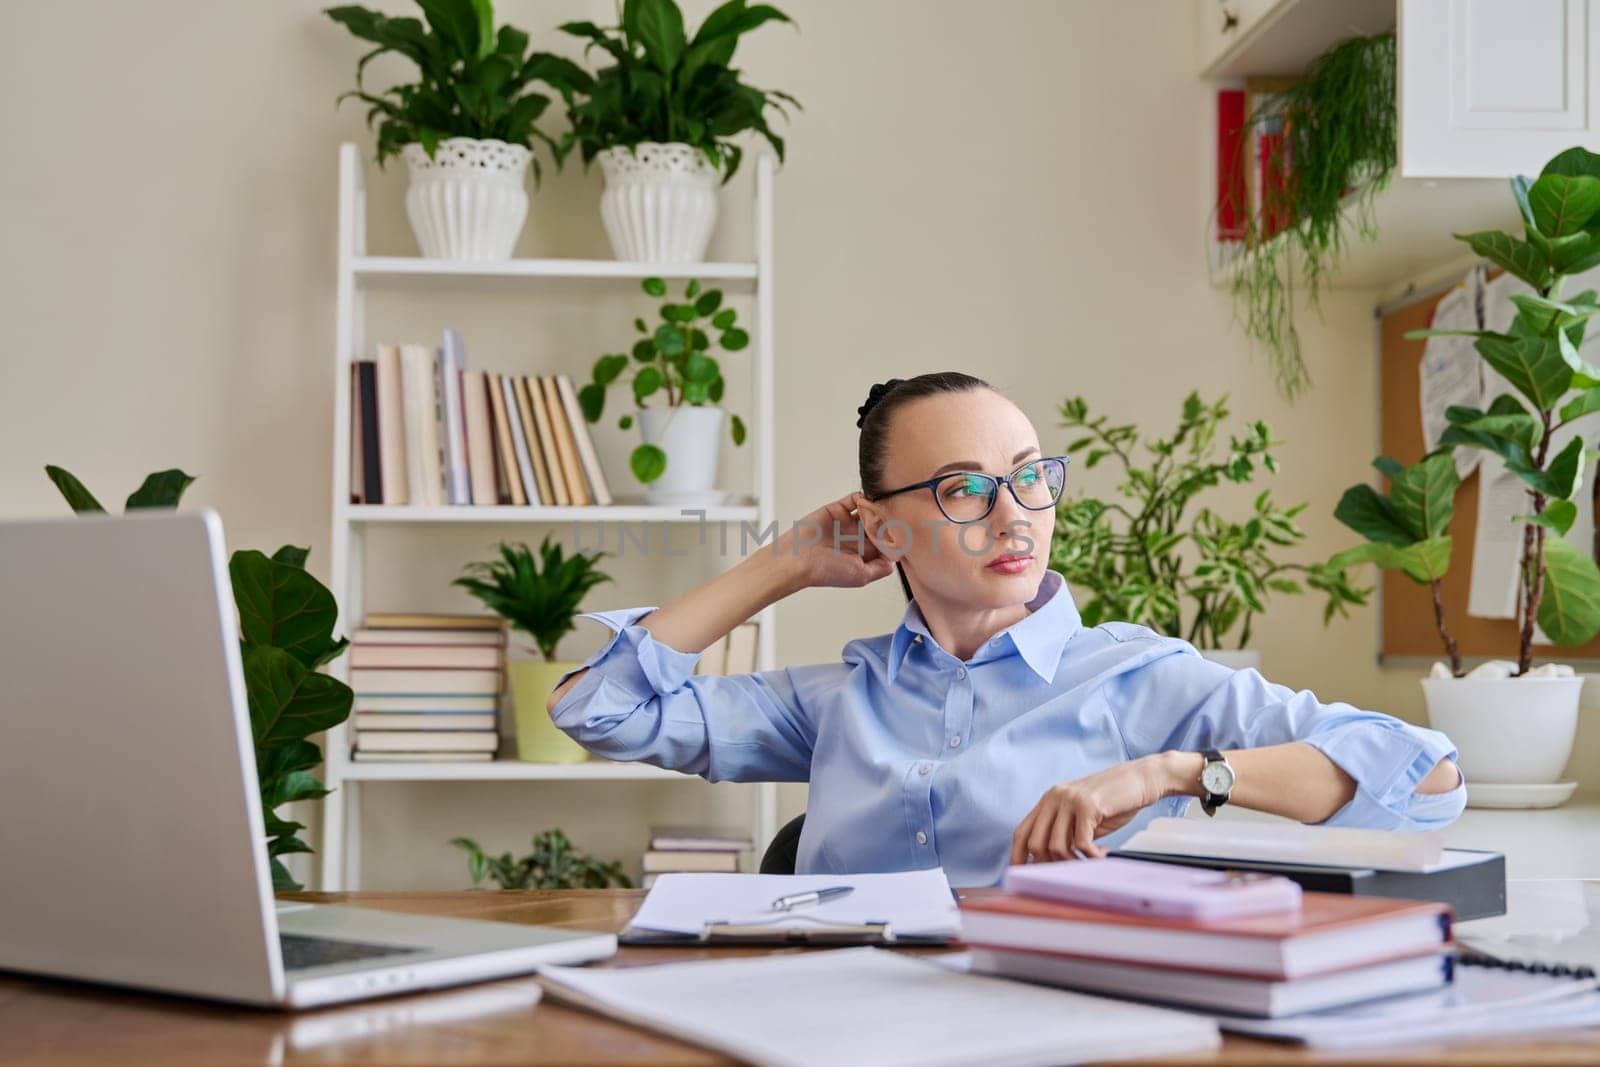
507, 660, 590, 764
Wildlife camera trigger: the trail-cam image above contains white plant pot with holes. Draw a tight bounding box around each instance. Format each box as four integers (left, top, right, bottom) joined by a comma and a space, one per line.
1199, 649, 1261, 672
636, 405, 728, 507
401, 137, 531, 260
597, 142, 720, 262
1421, 672, 1583, 807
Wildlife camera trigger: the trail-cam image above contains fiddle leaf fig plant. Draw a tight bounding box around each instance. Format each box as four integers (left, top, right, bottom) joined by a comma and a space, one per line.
452, 828, 633, 889
1049, 393, 1367, 651
577, 276, 749, 485
324, 0, 590, 176
453, 536, 612, 660
1405, 144, 1600, 674
559, 0, 800, 182
43, 466, 352, 891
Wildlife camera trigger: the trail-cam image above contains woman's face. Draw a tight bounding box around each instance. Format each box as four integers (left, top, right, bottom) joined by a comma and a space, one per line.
860, 388, 1055, 610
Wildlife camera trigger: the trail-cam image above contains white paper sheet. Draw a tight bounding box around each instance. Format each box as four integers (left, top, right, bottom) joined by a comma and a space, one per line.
1419, 266, 1485, 481
538, 946, 1221, 1067
625, 869, 962, 939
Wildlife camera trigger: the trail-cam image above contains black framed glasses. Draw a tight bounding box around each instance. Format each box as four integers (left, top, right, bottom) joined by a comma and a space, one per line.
871, 456, 1070, 524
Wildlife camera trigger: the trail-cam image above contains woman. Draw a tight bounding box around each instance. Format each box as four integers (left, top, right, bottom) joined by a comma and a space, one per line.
547, 372, 1465, 886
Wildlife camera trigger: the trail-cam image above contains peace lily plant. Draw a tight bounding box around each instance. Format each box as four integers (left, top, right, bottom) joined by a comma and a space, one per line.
1328, 144, 1600, 804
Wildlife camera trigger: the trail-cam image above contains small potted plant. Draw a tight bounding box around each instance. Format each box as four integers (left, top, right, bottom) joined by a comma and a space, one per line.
325, 0, 587, 259
1373, 143, 1600, 802
43, 465, 353, 890
452, 828, 633, 888
559, 0, 799, 262
1051, 392, 1367, 669
453, 537, 611, 763
577, 276, 750, 505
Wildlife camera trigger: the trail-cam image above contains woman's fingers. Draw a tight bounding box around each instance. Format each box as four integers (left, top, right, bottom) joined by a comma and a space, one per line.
1025, 806, 1056, 865
1010, 805, 1038, 865
1048, 805, 1072, 861
1073, 814, 1105, 859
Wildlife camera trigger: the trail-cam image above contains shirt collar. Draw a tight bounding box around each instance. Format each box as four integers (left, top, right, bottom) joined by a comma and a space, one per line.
885, 568, 1080, 685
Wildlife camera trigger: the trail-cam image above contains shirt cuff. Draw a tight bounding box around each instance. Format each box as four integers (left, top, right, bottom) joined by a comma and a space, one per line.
1306, 720, 1466, 830
551, 606, 704, 707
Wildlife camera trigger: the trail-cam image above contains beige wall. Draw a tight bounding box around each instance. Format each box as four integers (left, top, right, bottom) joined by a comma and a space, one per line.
5, 1, 1580, 889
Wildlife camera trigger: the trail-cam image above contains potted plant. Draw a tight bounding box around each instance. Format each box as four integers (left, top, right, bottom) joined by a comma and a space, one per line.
1383, 144, 1600, 800
452, 828, 633, 889
577, 276, 750, 505
559, 0, 799, 262
325, 0, 587, 260
1051, 392, 1367, 669
453, 537, 611, 763
43, 466, 352, 890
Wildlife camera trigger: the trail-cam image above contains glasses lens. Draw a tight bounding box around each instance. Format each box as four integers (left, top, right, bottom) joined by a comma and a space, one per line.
1013, 458, 1067, 509
936, 473, 998, 523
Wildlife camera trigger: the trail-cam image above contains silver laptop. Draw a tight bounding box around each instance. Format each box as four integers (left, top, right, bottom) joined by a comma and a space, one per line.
0, 509, 616, 1008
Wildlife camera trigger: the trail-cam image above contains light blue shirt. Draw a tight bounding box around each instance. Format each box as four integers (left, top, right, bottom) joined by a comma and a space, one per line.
549, 568, 1466, 887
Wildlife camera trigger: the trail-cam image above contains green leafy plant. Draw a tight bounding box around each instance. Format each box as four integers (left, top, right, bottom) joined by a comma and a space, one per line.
577, 276, 750, 485
324, 0, 589, 175
1050, 393, 1367, 650
452, 828, 633, 889
453, 536, 612, 659
1400, 144, 1600, 675
1326, 451, 1463, 676
43, 466, 352, 891
1221, 32, 1398, 400
559, 0, 799, 182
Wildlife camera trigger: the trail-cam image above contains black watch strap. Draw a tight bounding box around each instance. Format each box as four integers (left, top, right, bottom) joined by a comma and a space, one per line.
1200, 747, 1229, 815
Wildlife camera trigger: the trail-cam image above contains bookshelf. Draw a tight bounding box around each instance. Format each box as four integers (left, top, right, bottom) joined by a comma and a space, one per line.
319, 142, 781, 891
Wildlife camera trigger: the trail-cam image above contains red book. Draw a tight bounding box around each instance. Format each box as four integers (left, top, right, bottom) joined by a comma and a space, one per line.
1258, 128, 1291, 239
1216, 89, 1247, 241
958, 891, 1450, 980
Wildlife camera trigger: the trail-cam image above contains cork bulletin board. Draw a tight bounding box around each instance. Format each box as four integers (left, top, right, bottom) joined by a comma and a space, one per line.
1378, 275, 1600, 660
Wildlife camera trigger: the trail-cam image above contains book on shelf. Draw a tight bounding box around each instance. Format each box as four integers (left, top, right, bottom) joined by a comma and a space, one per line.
525, 374, 568, 505
349, 668, 503, 695
361, 612, 506, 630
355, 730, 500, 753
541, 374, 590, 506
461, 368, 499, 506
354, 712, 498, 731
375, 343, 409, 505
354, 694, 499, 713
514, 374, 557, 505
349, 362, 365, 503
349, 645, 505, 669
438, 328, 471, 505
355, 358, 382, 504
556, 373, 612, 505
352, 626, 507, 646
642, 850, 741, 874
487, 373, 525, 505
352, 750, 494, 763
648, 826, 752, 852
1215, 88, 1246, 243
399, 343, 444, 506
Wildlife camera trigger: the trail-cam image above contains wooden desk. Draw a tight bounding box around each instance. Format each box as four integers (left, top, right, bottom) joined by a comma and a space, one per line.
2, 888, 1598, 1065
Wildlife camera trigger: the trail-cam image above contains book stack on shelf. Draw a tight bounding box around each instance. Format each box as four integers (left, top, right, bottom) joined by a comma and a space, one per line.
640, 826, 754, 888
349, 329, 612, 508
349, 613, 508, 763
693, 621, 759, 677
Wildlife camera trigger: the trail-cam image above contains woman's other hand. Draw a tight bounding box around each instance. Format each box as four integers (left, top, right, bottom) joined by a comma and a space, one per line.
778, 491, 896, 590
1009, 755, 1171, 864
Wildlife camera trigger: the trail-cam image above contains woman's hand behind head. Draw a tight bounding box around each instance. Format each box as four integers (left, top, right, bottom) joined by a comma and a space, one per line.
780, 492, 897, 590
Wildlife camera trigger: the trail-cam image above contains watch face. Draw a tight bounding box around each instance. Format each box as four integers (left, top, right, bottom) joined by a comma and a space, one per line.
1201, 760, 1235, 795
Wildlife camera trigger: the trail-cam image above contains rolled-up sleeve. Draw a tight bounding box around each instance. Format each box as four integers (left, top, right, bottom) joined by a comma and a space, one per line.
1114, 640, 1466, 831
547, 606, 828, 783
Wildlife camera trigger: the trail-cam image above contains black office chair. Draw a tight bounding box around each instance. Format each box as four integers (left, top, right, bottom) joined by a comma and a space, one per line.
759, 812, 806, 874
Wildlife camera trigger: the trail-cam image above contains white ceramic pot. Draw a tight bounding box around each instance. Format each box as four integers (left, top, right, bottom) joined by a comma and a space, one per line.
1199, 649, 1261, 672
597, 142, 720, 262
636, 405, 727, 506
401, 137, 531, 260
1421, 674, 1583, 785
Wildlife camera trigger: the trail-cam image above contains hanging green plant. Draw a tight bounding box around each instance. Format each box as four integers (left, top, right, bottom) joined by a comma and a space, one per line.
1220, 32, 1397, 400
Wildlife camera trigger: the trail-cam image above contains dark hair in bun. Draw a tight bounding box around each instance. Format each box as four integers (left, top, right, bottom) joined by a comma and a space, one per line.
856, 372, 992, 602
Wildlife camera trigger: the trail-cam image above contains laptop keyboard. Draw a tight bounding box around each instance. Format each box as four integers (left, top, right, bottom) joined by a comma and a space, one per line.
279, 933, 424, 971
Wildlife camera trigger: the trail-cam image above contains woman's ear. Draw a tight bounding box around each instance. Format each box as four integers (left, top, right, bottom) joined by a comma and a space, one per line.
853, 493, 893, 555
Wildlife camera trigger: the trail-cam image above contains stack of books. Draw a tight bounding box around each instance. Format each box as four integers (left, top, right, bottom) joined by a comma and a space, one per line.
640, 826, 753, 888
349, 613, 507, 762
349, 330, 613, 508
959, 868, 1454, 1018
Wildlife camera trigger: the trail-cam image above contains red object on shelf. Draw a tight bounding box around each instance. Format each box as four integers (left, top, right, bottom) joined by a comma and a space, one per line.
1258, 129, 1290, 239
1216, 90, 1246, 242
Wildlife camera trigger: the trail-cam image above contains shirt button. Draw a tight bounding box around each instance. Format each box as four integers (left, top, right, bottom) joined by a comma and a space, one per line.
916, 831, 928, 845
919, 763, 931, 776
956, 667, 967, 678
950, 735, 961, 748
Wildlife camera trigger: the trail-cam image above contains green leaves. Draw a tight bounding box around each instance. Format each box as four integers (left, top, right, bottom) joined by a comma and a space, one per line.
1537, 538, 1600, 646
1453, 230, 1552, 292
452, 829, 633, 889
1528, 173, 1600, 238
1474, 330, 1572, 410
231, 550, 348, 670
452, 537, 611, 660
1329, 451, 1459, 586
44, 465, 106, 513
630, 443, 667, 484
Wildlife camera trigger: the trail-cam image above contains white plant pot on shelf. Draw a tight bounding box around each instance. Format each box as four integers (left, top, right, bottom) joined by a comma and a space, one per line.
597, 142, 719, 262
636, 405, 727, 507
1199, 648, 1261, 672
1421, 670, 1584, 808
402, 137, 531, 260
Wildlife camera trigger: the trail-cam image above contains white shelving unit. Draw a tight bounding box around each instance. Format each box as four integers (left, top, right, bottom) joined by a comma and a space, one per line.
319, 142, 781, 891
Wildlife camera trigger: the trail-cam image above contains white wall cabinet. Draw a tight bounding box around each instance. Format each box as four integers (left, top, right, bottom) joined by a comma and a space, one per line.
1400, 0, 1600, 177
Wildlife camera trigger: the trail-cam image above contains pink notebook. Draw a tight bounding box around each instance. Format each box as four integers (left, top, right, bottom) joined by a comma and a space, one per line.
1002, 856, 1302, 920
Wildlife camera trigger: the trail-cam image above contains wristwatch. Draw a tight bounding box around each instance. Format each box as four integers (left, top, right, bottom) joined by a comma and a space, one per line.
1199, 748, 1235, 817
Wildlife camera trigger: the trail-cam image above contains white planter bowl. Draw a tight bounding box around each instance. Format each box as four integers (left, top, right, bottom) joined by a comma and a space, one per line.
402, 137, 531, 260
636, 405, 726, 506
1421, 674, 1583, 785
1199, 649, 1261, 672
597, 142, 720, 262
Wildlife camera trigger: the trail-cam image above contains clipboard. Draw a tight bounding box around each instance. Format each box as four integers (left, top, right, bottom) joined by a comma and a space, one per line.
619, 917, 954, 947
